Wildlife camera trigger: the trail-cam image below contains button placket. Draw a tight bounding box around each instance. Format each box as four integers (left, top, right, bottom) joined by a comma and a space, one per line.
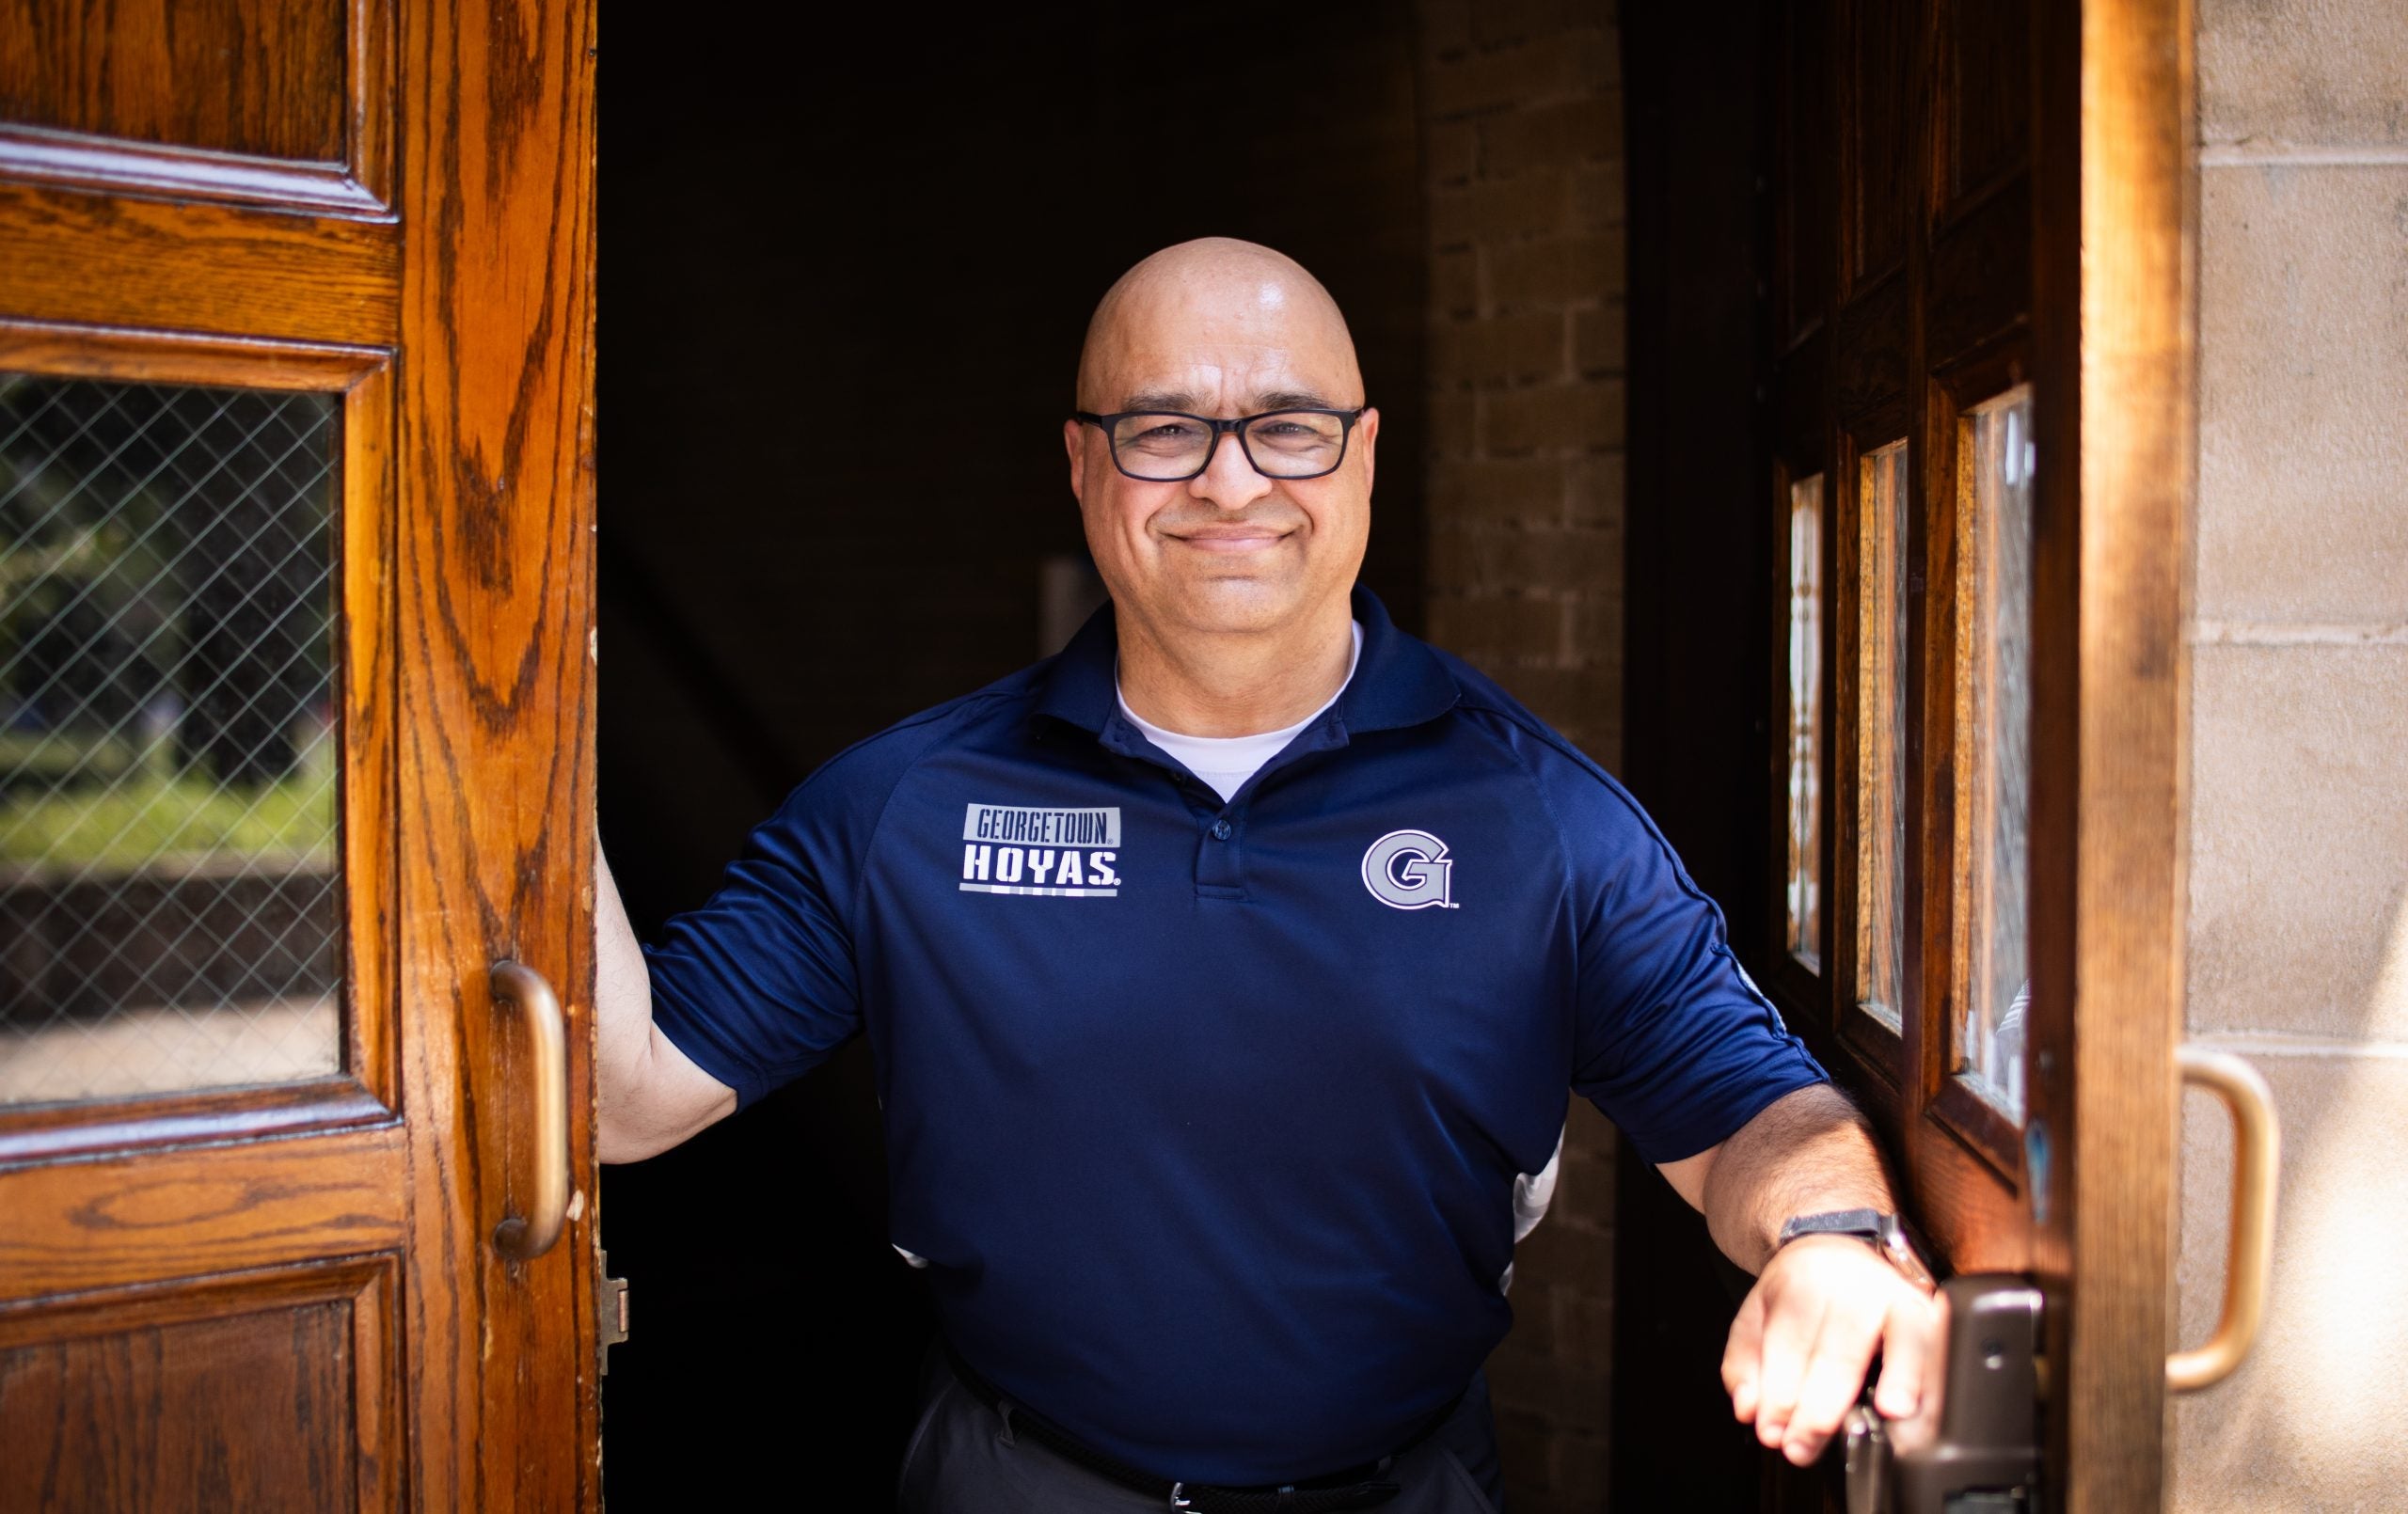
1195, 807, 1245, 897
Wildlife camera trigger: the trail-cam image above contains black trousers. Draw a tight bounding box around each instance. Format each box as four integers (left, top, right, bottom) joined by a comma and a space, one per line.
895, 1349, 1506, 1513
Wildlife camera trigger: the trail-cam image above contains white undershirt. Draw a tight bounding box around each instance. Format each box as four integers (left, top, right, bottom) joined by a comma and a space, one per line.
1116, 622, 1365, 803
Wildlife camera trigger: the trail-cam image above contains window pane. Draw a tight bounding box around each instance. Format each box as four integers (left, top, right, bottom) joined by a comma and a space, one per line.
0, 377, 341, 1106
1785, 473, 1824, 971
1857, 441, 1909, 1032
1956, 388, 2032, 1120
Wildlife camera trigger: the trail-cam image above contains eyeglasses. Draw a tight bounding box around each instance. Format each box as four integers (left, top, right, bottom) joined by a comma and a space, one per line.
1070, 406, 1367, 482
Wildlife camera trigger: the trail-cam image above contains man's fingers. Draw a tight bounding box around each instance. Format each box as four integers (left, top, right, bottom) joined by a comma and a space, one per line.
1871, 1287, 1942, 1422
1722, 1291, 1767, 1422
1779, 1303, 1884, 1464
1748, 1290, 1826, 1450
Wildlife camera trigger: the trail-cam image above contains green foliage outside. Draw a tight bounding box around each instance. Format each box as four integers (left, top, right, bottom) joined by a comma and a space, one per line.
0, 727, 335, 874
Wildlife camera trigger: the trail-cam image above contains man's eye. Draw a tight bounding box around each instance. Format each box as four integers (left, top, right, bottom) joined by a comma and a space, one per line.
1129, 422, 1206, 448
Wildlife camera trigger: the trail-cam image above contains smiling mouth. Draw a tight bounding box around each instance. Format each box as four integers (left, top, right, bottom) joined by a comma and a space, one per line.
1168, 528, 1291, 553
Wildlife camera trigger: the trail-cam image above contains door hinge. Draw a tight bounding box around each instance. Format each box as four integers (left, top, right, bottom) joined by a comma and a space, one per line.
598, 1248, 629, 1374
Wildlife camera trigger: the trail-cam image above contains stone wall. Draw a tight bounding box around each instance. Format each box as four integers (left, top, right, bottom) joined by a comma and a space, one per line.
2174, 2, 2408, 1507
1415, 4, 1626, 1509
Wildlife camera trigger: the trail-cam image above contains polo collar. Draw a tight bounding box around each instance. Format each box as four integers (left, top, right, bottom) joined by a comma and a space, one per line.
1033, 585, 1459, 740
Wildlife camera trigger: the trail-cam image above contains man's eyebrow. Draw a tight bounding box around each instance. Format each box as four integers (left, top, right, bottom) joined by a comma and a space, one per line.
1118, 389, 1200, 413
1250, 388, 1348, 412
1113, 387, 1354, 414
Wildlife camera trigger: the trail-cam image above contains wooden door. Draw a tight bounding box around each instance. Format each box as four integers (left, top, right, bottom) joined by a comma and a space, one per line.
1759, 0, 2191, 1507
0, 0, 600, 1507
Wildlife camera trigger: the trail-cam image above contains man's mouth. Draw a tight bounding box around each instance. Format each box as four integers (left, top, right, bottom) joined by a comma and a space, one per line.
1166, 526, 1291, 554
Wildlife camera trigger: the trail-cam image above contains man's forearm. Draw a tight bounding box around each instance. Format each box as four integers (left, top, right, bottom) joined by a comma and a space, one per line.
594, 835, 737, 1161
594, 839, 656, 1115
1701, 1083, 1895, 1272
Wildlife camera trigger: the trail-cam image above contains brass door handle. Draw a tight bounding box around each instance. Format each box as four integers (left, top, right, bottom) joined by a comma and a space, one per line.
490, 959, 570, 1262
2167, 1046, 2279, 1392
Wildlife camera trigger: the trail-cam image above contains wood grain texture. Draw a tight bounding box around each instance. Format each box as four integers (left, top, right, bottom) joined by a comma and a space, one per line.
392, 0, 601, 1502
0, 1255, 402, 1511
0, 0, 346, 161
0, 1125, 405, 1299
0, 315, 385, 388
2030, 0, 2194, 1506
0, 123, 387, 214
0, 182, 398, 345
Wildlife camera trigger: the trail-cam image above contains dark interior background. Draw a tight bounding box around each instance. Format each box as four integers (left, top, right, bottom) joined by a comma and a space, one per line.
1611, 2, 1794, 1509
598, 8, 1427, 1506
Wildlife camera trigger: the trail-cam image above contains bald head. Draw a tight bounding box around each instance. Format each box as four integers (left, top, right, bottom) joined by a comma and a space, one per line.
1076, 238, 1362, 413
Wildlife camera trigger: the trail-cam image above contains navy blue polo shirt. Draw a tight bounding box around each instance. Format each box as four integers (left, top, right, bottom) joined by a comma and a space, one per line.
644, 587, 1825, 1485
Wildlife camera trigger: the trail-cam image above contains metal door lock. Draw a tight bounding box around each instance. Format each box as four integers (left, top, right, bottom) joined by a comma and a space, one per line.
1846, 1274, 2044, 1513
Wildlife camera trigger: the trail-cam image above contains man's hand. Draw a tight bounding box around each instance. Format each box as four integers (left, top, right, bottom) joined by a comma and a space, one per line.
1720, 1234, 1945, 1464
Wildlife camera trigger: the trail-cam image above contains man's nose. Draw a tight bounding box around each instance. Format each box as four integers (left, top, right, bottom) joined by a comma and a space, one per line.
1186, 429, 1276, 511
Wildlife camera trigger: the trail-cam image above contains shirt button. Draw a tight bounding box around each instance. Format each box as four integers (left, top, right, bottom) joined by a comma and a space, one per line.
1211, 818, 1232, 841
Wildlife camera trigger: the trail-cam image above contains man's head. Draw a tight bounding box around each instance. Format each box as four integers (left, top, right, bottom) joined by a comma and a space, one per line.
1065, 238, 1376, 644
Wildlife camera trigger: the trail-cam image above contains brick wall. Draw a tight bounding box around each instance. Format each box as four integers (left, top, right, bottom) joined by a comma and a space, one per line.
1415, 4, 1628, 1510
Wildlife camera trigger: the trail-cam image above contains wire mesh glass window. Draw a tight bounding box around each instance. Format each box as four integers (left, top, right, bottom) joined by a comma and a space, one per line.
0, 375, 342, 1107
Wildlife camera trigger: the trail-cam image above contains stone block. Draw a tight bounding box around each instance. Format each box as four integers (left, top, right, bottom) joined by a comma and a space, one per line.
1486, 378, 1626, 453
1489, 229, 1628, 307
1431, 170, 1569, 246
1483, 94, 1625, 177
1427, 455, 1566, 527
1573, 302, 1626, 376
2186, 642, 2408, 1042
2199, 0, 2408, 148
2198, 165, 2408, 623
1426, 592, 1566, 665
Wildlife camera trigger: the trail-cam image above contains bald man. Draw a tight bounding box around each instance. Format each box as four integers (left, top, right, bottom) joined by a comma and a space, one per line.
596, 239, 1942, 1512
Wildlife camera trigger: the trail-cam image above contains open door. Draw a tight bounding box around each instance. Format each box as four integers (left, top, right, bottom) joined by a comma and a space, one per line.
0, 0, 600, 1507
1750, 0, 2196, 1506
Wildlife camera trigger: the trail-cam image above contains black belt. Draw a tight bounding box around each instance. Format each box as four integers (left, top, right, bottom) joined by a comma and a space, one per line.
942, 1342, 1463, 1513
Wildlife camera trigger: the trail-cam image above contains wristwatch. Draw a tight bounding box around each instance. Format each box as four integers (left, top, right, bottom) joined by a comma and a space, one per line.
1773, 1208, 1937, 1293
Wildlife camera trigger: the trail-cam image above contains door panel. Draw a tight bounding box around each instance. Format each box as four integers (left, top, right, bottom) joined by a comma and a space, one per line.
0, 0, 598, 1505
0, 1257, 402, 1512
1760, 0, 2191, 1507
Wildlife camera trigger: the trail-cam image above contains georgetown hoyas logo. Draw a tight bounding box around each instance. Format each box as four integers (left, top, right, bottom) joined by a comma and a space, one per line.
1361, 828, 1456, 910
960, 804, 1122, 898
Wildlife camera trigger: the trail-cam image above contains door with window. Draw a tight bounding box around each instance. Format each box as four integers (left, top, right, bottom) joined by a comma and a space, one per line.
0, 0, 599, 1506
1760, 0, 2199, 1507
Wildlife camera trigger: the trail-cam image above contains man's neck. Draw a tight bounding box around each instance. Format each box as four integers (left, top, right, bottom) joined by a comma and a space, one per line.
1114, 598, 1357, 738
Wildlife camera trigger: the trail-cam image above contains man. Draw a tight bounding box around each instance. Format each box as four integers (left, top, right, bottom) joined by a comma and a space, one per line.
597, 238, 1941, 1511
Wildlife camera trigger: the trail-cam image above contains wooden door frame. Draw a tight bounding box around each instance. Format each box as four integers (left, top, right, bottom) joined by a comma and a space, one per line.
1617, 1, 2194, 1507
2030, 0, 2194, 1506
0, 0, 601, 1504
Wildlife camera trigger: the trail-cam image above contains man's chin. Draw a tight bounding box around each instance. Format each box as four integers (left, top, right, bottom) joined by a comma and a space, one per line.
1162, 578, 1315, 638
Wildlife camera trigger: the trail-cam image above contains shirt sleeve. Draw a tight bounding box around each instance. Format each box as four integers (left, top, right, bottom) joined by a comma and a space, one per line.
1545, 749, 1829, 1165
641, 748, 893, 1110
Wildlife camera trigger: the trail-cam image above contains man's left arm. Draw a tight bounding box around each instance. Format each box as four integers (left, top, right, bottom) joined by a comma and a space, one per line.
1657, 1083, 1946, 1465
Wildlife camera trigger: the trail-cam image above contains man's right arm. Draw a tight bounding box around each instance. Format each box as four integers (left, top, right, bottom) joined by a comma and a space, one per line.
596, 837, 738, 1162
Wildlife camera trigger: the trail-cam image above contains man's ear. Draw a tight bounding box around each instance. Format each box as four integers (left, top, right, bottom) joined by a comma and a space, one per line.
1063, 418, 1089, 507
1355, 406, 1380, 494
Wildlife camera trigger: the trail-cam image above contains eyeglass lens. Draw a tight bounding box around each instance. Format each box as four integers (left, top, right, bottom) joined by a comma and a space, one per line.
1109, 412, 1348, 481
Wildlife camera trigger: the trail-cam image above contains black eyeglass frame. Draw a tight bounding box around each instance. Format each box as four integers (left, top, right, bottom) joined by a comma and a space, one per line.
1069, 406, 1369, 482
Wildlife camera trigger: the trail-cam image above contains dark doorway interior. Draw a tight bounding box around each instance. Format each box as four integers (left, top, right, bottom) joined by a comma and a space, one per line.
597, 9, 1427, 1506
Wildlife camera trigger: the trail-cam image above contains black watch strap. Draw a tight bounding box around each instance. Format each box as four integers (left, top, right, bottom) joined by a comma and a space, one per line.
1774, 1208, 1937, 1292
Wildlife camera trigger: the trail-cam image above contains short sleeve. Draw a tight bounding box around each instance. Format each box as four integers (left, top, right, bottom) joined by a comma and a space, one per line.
1548, 754, 1828, 1164
642, 738, 908, 1110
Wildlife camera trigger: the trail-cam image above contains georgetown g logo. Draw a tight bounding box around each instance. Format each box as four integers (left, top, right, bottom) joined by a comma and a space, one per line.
1360, 828, 1457, 911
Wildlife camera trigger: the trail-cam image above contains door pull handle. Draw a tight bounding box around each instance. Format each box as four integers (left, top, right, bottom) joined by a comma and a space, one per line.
490, 959, 570, 1262
2168, 1046, 2279, 1392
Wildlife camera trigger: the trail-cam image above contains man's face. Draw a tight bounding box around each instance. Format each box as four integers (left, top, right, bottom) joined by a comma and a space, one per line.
1065, 264, 1377, 641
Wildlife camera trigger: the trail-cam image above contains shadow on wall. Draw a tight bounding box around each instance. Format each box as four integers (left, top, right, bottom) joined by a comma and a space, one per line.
596, 6, 1429, 1506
